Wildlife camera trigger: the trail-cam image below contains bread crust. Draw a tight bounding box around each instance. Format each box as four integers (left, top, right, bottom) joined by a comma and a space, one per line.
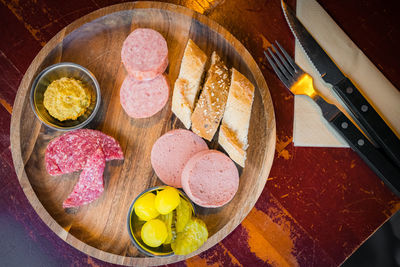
218, 68, 255, 167
172, 39, 207, 129
191, 52, 230, 141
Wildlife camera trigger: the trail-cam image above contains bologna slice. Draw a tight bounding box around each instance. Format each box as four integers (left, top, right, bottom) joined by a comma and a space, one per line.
151, 129, 208, 188
120, 75, 170, 119
63, 148, 106, 208
45, 129, 124, 176
181, 150, 239, 208
121, 28, 168, 80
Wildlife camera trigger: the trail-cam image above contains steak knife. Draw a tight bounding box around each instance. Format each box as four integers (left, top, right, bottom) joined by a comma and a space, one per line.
281, 0, 400, 168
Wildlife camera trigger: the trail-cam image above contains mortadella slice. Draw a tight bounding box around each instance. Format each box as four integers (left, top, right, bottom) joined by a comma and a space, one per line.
181, 150, 239, 208
151, 129, 208, 188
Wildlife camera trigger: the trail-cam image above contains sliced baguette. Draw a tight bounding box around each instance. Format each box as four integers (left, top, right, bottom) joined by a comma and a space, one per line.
172, 39, 207, 129
218, 68, 255, 167
191, 52, 230, 141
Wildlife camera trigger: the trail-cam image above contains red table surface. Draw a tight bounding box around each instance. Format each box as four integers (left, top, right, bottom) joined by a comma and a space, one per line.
1, 0, 399, 266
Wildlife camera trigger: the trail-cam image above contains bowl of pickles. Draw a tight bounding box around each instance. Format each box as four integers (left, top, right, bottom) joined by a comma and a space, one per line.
127, 186, 208, 257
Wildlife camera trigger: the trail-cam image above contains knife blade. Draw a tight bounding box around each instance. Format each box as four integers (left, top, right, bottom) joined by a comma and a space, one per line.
281, 0, 400, 168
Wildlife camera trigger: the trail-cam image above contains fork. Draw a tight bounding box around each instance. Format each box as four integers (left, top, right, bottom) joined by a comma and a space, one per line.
264, 41, 400, 196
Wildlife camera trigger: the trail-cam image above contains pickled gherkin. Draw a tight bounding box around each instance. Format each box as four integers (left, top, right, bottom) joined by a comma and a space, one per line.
155, 187, 181, 214
171, 218, 208, 255
134, 193, 159, 221
133, 188, 209, 254
141, 219, 168, 247
159, 211, 174, 244
176, 197, 192, 232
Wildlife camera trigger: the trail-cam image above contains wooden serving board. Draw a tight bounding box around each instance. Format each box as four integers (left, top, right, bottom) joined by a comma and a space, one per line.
10, 2, 276, 266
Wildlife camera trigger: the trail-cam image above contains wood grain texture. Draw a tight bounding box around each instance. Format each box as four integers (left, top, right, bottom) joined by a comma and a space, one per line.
10, 2, 276, 265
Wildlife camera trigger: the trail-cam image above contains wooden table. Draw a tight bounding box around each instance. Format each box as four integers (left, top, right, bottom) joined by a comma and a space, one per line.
1, 0, 399, 266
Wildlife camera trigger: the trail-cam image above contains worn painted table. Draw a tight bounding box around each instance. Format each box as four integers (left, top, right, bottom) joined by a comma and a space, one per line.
1, 0, 399, 266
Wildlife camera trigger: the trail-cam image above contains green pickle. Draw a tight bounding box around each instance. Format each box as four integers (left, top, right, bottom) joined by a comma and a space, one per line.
175, 197, 192, 232
159, 211, 174, 244
171, 218, 208, 255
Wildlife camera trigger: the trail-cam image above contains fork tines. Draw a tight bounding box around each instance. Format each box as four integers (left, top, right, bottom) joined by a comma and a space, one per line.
264, 41, 302, 89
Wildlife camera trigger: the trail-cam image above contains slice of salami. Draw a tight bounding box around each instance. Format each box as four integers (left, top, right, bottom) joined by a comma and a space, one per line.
151, 129, 208, 188
97, 131, 124, 161
45, 129, 123, 176
63, 148, 106, 208
120, 75, 169, 119
121, 28, 168, 80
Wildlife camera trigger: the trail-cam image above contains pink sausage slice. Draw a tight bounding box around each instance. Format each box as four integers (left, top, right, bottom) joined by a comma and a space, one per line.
120, 75, 170, 119
151, 129, 208, 188
121, 28, 168, 80
63, 148, 106, 208
181, 150, 239, 208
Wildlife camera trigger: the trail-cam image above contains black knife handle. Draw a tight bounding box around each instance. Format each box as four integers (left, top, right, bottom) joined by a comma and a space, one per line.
329, 110, 400, 196
333, 77, 400, 167
313, 95, 400, 195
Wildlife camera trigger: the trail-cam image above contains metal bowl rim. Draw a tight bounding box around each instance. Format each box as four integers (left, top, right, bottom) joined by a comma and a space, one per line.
29, 62, 101, 131
126, 185, 196, 257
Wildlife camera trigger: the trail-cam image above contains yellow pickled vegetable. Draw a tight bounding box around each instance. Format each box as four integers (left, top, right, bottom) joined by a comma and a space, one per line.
155, 187, 181, 215
159, 212, 174, 244
171, 218, 208, 255
141, 219, 168, 247
176, 198, 192, 232
134, 193, 159, 221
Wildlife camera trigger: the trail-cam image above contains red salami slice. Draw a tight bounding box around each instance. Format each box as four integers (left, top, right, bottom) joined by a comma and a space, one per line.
120, 75, 169, 118
45, 129, 123, 176
63, 148, 106, 208
121, 28, 168, 80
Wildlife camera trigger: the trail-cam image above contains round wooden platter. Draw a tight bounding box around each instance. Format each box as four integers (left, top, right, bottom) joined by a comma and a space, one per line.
10, 2, 276, 266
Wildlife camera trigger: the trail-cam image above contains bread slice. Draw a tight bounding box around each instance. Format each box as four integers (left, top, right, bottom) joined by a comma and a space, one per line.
191, 52, 230, 141
218, 68, 255, 167
172, 39, 207, 129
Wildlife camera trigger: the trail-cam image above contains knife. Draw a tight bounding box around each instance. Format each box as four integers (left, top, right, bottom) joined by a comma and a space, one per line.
281, 0, 400, 168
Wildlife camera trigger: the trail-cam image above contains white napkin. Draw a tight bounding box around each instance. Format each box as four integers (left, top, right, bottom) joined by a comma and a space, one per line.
293, 0, 400, 147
